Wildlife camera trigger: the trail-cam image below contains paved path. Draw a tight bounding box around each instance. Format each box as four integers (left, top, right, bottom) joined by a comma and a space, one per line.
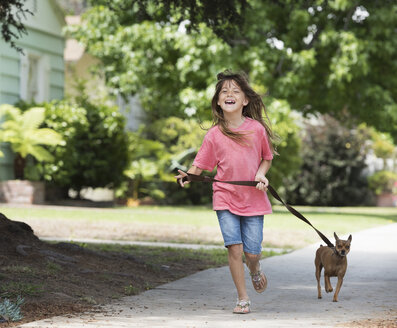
20, 224, 397, 328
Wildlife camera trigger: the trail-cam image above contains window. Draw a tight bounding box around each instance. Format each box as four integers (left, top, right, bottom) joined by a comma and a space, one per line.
20, 51, 50, 102
27, 55, 39, 101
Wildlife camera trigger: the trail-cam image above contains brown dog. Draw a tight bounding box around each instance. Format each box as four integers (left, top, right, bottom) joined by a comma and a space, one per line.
315, 232, 352, 302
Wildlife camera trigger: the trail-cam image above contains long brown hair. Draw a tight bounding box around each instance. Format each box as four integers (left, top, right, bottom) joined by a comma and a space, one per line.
211, 70, 277, 154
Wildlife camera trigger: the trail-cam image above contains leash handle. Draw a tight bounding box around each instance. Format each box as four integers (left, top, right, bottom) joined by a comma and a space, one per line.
181, 173, 334, 248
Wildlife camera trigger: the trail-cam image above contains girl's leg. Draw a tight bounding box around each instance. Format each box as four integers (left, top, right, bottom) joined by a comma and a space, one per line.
228, 244, 249, 301
244, 252, 261, 273
216, 210, 250, 312
244, 251, 267, 291
241, 215, 267, 292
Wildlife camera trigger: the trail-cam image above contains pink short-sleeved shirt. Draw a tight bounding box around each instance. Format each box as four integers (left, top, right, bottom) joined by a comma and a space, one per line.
193, 118, 273, 216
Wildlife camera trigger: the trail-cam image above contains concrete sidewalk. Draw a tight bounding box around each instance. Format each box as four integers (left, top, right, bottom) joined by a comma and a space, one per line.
20, 224, 397, 328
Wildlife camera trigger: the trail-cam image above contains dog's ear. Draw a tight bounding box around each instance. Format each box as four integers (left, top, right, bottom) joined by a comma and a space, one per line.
334, 232, 340, 241
348, 234, 352, 242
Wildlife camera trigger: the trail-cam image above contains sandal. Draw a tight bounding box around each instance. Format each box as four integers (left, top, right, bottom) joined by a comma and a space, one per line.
249, 265, 267, 293
233, 299, 251, 314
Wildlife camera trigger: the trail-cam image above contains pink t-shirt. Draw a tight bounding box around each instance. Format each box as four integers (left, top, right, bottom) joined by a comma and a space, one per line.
193, 118, 273, 216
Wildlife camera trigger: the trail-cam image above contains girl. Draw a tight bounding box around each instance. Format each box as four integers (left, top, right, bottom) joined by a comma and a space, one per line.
175, 70, 276, 314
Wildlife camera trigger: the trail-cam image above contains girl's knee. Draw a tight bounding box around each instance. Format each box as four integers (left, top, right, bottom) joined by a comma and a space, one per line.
228, 244, 243, 259
244, 252, 261, 262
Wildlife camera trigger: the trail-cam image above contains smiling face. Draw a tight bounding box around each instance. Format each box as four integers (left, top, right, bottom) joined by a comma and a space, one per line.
217, 80, 249, 116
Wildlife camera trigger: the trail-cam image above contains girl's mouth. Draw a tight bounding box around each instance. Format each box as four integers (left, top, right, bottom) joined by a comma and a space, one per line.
225, 100, 236, 105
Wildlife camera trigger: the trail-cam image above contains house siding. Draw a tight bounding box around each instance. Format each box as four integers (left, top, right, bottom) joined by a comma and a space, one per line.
0, 28, 65, 105
0, 0, 65, 181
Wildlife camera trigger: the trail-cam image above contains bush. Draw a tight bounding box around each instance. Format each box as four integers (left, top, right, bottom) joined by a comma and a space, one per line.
285, 115, 374, 206
123, 117, 212, 205
368, 170, 397, 195
31, 99, 129, 197
0, 296, 24, 322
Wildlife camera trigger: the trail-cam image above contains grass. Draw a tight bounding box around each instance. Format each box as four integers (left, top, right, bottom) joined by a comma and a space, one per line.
45, 261, 62, 275
0, 282, 44, 298
79, 242, 286, 270
2, 204, 395, 232
1, 204, 396, 249
269, 205, 396, 231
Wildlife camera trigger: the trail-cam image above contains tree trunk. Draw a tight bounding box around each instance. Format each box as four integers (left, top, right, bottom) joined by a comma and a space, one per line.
14, 154, 26, 180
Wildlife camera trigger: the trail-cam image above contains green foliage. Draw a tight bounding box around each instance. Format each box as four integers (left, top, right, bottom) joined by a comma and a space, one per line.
66, 0, 397, 205
368, 170, 397, 195
0, 105, 63, 161
240, 1, 397, 142
0, 104, 63, 179
69, 0, 397, 142
118, 117, 212, 204
0, 282, 43, 298
285, 115, 374, 206
66, 8, 231, 121
119, 131, 167, 200
0, 296, 24, 322
266, 99, 302, 194
87, 0, 247, 47
146, 117, 212, 204
38, 97, 129, 196
369, 128, 395, 161
124, 284, 139, 296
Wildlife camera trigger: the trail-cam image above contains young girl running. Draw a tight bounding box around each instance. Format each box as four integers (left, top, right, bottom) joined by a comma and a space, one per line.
175, 70, 276, 314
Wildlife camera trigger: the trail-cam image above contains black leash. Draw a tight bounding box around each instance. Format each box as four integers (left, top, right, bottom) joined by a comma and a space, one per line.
181, 173, 334, 248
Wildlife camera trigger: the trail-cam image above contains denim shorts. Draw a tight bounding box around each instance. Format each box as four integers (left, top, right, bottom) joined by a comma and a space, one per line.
216, 210, 264, 255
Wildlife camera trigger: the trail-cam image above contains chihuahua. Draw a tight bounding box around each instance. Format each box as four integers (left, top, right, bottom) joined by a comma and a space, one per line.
315, 232, 352, 302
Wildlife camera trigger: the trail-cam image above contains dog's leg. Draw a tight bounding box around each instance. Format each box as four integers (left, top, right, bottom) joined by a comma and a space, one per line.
324, 274, 333, 293
315, 263, 322, 299
333, 276, 344, 302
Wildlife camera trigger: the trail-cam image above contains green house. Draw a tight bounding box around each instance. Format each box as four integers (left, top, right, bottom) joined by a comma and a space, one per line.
0, 0, 65, 180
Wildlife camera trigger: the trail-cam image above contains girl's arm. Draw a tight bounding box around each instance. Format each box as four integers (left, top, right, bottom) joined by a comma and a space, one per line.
255, 159, 272, 191
175, 166, 203, 187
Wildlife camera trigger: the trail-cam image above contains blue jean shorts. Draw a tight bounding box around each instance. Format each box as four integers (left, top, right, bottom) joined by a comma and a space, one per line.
216, 210, 264, 255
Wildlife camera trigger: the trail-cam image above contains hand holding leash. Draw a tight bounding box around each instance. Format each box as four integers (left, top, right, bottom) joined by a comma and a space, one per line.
255, 174, 269, 192
174, 169, 190, 188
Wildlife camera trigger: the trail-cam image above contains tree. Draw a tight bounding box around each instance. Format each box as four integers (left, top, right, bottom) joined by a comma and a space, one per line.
67, 10, 232, 121
0, 105, 62, 180
0, 0, 33, 52
89, 0, 248, 44
69, 0, 397, 142
236, 0, 397, 141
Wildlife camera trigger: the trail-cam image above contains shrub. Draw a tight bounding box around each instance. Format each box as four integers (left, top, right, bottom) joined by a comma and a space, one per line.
285, 115, 374, 206
368, 170, 397, 195
0, 296, 24, 322
27, 98, 129, 198
119, 117, 212, 205
0, 105, 62, 179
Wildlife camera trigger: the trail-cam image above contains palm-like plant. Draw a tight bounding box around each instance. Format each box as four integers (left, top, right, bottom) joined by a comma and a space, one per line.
0, 104, 63, 180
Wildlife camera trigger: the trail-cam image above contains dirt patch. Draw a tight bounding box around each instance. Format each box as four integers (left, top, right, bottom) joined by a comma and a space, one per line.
341, 313, 397, 328
0, 213, 227, 326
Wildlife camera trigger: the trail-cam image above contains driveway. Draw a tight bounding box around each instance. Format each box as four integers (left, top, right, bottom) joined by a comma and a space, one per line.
20, 224, 397, 328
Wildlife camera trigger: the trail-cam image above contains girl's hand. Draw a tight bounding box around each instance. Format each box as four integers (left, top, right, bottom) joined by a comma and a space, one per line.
255, 174, 269, 192
175, 169, 189, 187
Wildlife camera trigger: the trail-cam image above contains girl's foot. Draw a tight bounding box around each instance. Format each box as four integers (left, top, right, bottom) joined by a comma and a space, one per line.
233, 299, 251, 314
249, 265, 267, 293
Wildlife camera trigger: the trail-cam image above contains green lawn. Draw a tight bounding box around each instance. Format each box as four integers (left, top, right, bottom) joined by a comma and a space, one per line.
2, 204, 396, 235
